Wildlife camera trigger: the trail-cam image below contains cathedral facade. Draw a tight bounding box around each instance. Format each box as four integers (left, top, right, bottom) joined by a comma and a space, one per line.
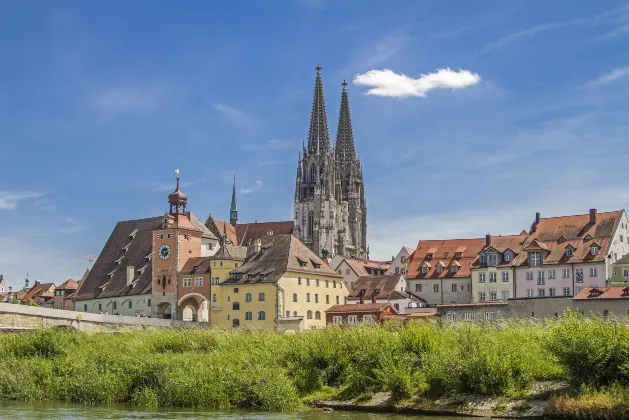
294, 64, 368, 260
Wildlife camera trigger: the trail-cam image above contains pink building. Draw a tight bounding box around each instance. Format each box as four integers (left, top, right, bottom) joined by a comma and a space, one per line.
514, 209, 628, 298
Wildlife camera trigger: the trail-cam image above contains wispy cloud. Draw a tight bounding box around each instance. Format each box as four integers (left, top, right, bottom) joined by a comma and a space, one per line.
339, 30, 410, 78
212, 103, 259, 128
91, 84, 170, 117
593, 24, 629, 41
475, 4, 629, 56
242, 140, 296, 150
582, 67, 629, 88
61, 217, 86, 234
353, 68, 482, 98
240, 180, 263, 195
151, 181, 193, 192
0, 190, 43, 210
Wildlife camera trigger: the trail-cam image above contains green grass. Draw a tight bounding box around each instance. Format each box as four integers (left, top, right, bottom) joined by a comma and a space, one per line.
0, 312, 628, 413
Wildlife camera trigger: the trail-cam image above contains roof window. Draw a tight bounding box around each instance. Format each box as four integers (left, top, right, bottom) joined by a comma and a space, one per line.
129, 228, 138, 240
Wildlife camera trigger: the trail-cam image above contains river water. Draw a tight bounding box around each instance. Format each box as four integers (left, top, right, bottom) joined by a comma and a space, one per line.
0, 402, 465, 420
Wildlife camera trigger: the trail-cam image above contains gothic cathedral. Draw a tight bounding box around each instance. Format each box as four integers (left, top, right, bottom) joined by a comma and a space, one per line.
294, 64, 368, 260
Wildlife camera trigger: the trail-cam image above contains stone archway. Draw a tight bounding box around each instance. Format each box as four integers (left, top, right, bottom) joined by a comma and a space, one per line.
156, 302, 172, 319
177, 293, 209, 322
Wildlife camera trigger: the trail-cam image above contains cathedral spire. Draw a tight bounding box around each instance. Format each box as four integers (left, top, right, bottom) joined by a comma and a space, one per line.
230, 174, 238, 227
306, 63, 331, 155
335, 79, 356, 165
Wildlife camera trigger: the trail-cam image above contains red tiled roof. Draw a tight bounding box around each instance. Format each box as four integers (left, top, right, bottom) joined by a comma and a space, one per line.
213, 220, 238, 245
573, 287, 629, 300
407, 238, 486, 280
22, 282, 55, 303
326, 303, 398, 313
56, 279, 79, 291
349, 274, 406, 300
515, 210, 622, 266
472, 234, 528, 269
236, 221, 294, 246
344, 258, 390, 277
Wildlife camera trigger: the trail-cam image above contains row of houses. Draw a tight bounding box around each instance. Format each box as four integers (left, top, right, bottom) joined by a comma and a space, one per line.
0, 271, 88, 309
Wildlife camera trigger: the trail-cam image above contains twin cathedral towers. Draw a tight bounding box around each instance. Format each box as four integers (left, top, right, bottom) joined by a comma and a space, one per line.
293, 64, 368, 260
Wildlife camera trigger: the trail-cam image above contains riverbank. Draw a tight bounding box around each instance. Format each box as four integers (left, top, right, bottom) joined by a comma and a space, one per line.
0, 311, 628, 418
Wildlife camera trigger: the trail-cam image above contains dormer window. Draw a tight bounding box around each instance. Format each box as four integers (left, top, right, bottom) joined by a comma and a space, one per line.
488, 254, 499, 267
129, 228, 138, 239
421, 266, 428, 274
566, 247, 574, 257
437, 266, 443, 274
450, 265, 457, 273
427, 253, 433, 260
312, 261, 321, 269
591, 246, 599, 256
529, 252, 541, 267
455, 252, 463, 258
479, 255, 487, 263
588, 288, 603, 298
504, 251, 513, 262
297, 258, 307, 268
442, 252, 448, 259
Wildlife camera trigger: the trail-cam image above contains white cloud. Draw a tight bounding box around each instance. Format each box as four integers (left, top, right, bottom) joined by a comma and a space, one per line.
92, 84, 170, 117
582, 67, 629, 88
593, 24, 629, 41
212, 103, 259, 127
0, 190, 43, 210
242, 140, 295, 150
353, 68, 482, 98
240, 180, 263, 195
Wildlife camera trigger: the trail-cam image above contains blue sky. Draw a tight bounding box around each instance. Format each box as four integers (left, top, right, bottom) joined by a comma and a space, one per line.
2, 0, 629, 290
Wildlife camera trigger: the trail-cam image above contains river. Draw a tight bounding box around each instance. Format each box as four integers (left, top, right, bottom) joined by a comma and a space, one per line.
0, 401, 468, 420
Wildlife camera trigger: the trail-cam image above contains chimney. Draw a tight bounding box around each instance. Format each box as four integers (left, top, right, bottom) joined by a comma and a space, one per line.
535, 212, 541, 224
372, 289, 381, 304
590, 208, 597, 224
485, 234, 491, 247
359, 289, 366, 304
253, 238, 262, 253
126, 266, 135, 286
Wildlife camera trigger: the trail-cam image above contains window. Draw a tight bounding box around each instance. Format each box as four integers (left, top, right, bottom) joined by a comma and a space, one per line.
168, 233, 174, 239
183, 278, 192, 287
437, 266, 443, 274
148, 299, 151, 307
591, 246, 599, 256
345, 269, 350, 275
293, 311, 298, 316
537, 271, 545, 285
484, 312, 495, 321
427, 253, 434, 260
333, 316, 342, 324
563, 269, 570, 278
479, 255, 486, 263
337, 270, 341, 275
488, 254, 498, 266
624, 269, 629, 277
307, 310, 313, 319
258, 292, 265, 301
194, 277, 203, 287
112, 302, 117, 310
316, 279, 319, 287
479, 273, 486, 283
314, 294, 319, 303
326, 280, 329, 288
502, 291, 509, 300
538, 289, 545, 297
487, 291, 495, 301
347, 315, 357, 324
504, 252, 513, 262
129, 301, 132, 309
326, 295, 329, 304
527, 289, 534, 298
415, 284, 423, 292
286, 311, 290, 317
464, 312, 473, 321
395, 267, 400, 274
336, 296, 339, 304
622, 235, 625, 243
245, 312, 252, 320
333, 281, 337, 288
576, 269, 584, 283
529, 252, 541, 267
298, 259, 307, 268
245, 293, 252, 302
258, 311, 266, 320
468, 284, 472, 291
490, 273, 497, 283
549, 288, 556, 297
156, 234, 163, 240
452, 284, 457, 292
232, 302, 240, 310
293, 293, 298, 302
401, 256, 406, 263
502, 272, 509, 282
306, 278, 310, 286
526, 272, 533, 280
212, 294, 216, 302
234, 288, 239, 293
306, 293, 311, 302
434, 284, 440, 293
298, 277, 302, 285
401, 268, 406, 275
590, 268, 598, 277
84, 304, 87, 311
549, 270, 556, 280
566, 247, 574, 257
479, 292, 486, 301
233, 319, 239, 327
212, 277, 220, 285
421, 266, 428, 274
450, 265, 457, 273
363, 314, 374, 324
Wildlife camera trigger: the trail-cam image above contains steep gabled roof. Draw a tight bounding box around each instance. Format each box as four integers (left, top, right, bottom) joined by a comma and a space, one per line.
22, 282, 55, 303
574, 287, 629, 300
56, 279, 79, 291
74, 216, 162, 301
349, 274, 405, 300
407, 238, 485, 279
343, 258, 390, 277
235, 221, 294, 247
472, 234, 527, 269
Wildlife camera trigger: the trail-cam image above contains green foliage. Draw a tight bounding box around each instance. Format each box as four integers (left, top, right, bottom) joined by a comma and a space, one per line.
0, 315, 626, 411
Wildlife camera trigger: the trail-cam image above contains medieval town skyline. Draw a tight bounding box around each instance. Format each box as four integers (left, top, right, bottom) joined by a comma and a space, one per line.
2, 1, 629, 290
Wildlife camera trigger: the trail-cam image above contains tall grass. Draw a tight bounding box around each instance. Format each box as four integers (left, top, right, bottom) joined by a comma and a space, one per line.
0, 313, 627, 412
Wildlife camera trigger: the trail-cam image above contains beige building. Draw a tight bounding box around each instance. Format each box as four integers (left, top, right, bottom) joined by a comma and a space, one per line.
471, 233, 527, 302
332, 257, 390, 290
610, 253, 629, 286
216, 234, 348, 331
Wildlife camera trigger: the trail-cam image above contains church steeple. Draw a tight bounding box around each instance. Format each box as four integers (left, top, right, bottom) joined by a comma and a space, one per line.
230, 175, 238, 227
335, 79, 356, 165
306, 63, 331, 155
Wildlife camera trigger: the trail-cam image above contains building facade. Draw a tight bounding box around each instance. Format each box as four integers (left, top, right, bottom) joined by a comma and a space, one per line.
326, 301, 398, 325
610, 253, 629, 286
386, 247, 413, 276
294, 65, 367, 260
332, 257, 390, 290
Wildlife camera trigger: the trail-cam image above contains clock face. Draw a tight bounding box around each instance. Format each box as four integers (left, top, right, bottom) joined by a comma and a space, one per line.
159, 244, 171, 260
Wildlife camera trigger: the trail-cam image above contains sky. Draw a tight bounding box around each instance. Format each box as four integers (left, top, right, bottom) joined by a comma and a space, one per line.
2, 0, 629, 290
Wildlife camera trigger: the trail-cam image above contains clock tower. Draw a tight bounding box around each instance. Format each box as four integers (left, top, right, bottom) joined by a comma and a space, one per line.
151, 170, 203, 319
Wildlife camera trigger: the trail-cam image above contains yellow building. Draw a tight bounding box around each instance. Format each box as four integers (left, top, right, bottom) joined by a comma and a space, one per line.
213, 234, 347, 331
471, 234, 527, 302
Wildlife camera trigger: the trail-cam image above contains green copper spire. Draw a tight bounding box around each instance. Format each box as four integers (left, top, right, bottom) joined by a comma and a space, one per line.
230, 174, 238, 227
